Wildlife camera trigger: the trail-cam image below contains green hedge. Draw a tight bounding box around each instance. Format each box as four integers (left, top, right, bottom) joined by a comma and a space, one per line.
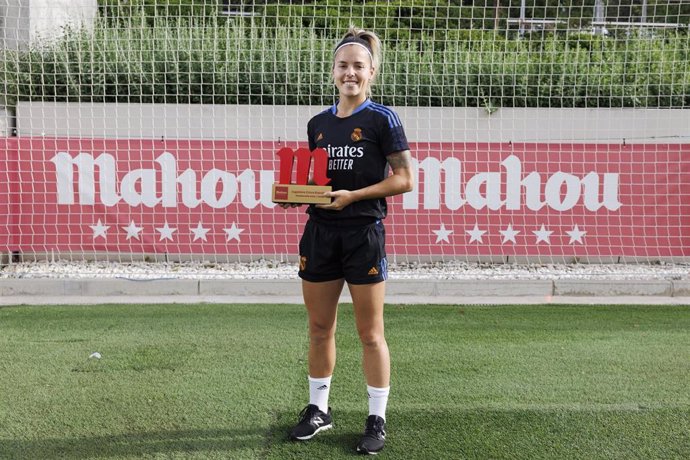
97, 1, 493, 36
95, 1, 690, 38
98, 0, 221, 21
260, 2, 490, 44
3, 20, 689, 108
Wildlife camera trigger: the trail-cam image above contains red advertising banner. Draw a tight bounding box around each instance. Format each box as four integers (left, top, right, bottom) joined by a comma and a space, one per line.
1, 137, 688, 258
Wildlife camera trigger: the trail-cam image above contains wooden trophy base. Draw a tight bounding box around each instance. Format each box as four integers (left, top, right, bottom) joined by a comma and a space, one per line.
272, 183, 332, 205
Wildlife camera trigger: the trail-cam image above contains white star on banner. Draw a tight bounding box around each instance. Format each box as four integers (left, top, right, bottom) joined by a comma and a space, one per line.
156, 221, 177, 241
191, 222, 210, 242
566, 225, 587, 245
90, 219, 110, 240
533, 225, 553, 245
123, 220, 143, 240
224, 222, 245, 242
466, 224, 486, 244
500, 224, 520, 244
433, 224, 453, 243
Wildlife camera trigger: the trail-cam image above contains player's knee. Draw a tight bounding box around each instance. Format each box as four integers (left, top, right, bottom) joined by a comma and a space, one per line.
358, 330, 385, 349
309, 321, 335, 344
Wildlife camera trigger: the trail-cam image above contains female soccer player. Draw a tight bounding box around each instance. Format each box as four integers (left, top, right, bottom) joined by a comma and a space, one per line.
285, 26, 414, 455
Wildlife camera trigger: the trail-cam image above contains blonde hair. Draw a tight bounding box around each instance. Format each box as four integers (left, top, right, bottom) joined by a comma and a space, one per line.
338, 26, 382, 71
334, 26, 382, 95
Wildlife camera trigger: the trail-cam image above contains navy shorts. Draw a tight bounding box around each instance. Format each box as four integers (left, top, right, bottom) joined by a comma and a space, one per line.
298, 218, 388, 285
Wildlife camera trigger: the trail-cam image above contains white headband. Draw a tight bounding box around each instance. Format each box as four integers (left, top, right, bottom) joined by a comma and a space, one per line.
334, 42, 373, 64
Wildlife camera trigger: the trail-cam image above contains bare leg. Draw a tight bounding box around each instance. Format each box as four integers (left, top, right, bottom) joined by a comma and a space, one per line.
349, 281, 389, 387
302, 279, 345, 378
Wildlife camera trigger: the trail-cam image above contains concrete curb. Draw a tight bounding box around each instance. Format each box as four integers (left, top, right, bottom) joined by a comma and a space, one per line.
0, 279, 200, 296
553, 280, 674, 297
671, 280, 690, 297
1, 279, 689, 305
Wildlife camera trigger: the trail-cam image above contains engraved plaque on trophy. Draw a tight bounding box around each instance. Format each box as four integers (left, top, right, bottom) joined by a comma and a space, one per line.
272, 147, 332, 205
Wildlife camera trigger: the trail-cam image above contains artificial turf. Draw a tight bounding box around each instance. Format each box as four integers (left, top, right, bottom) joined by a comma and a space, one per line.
0, 303, 688, 459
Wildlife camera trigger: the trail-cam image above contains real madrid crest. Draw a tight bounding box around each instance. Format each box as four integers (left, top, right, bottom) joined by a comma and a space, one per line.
351, 128, 363, 142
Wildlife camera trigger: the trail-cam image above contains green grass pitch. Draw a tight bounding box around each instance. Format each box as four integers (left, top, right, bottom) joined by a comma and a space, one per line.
1, 303, 688, 459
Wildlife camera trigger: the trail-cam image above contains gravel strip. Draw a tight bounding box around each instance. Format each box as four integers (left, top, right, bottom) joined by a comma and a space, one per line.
1, 260, 688, 281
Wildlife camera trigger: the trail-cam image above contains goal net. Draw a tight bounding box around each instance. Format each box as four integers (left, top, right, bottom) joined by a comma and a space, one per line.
1, 1, 689, 276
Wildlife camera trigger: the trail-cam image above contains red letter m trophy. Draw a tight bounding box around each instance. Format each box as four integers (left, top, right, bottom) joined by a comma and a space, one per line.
272, 147, 332, 204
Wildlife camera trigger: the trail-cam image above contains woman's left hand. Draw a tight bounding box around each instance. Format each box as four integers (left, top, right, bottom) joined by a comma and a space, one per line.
315, 190, 355, 211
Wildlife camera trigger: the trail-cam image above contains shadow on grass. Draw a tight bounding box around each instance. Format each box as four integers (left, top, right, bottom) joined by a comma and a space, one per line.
264, 407, 690, 459
0, 427, 268, 459
0, 410, 350, 459
4, 407, 689, 459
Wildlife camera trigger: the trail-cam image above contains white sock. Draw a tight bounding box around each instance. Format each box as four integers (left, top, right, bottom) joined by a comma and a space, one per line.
367, 385, 390, 421
308, 375, 332, 413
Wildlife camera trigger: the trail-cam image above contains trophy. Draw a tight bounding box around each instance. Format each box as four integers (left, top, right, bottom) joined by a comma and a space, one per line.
272, 147, 332, 204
